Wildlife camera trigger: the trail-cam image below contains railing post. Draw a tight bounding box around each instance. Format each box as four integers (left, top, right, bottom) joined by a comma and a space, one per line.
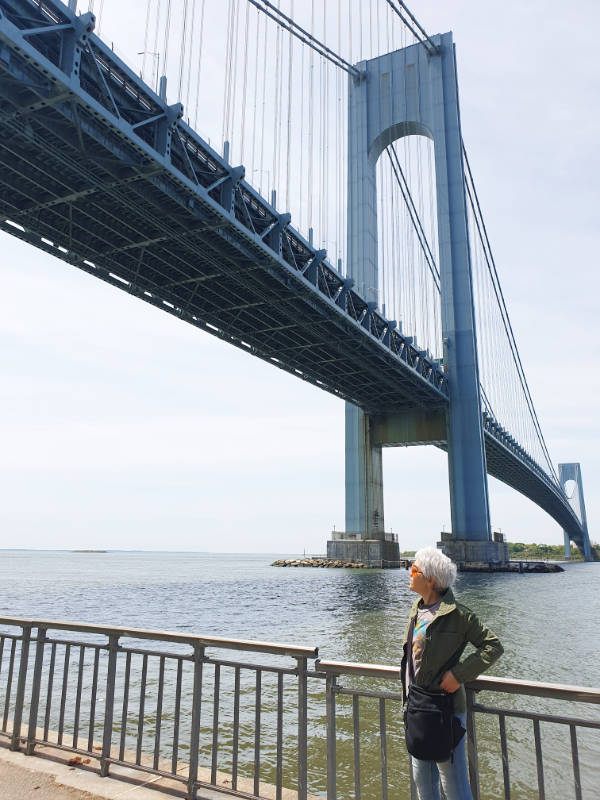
26, 626, 47, 755
466, 686, 481, 800
100, 634, 119, 777
10, 624, 32, 751
296, 657, 308, 800
325, 673, 337, 800
187, 643, 205, 800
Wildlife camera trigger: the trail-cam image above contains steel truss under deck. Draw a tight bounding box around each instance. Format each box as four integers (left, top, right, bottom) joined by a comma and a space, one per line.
0, 0, 448, 414
0, 0, 585, 546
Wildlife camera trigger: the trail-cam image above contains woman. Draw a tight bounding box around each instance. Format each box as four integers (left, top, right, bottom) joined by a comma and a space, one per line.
402, 547, 503, 800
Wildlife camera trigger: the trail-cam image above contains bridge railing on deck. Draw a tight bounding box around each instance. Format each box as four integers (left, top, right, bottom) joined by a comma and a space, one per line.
1, 618, 599, 800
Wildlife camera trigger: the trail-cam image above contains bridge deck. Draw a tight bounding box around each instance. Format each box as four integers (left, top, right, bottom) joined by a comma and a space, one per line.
0, 0, 447, 414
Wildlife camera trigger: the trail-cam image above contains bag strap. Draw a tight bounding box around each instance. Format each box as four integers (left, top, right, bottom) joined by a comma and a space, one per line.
407, 615, 417, 684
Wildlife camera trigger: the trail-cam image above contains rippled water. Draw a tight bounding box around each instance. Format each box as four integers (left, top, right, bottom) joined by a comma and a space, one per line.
1, 551, 599, 799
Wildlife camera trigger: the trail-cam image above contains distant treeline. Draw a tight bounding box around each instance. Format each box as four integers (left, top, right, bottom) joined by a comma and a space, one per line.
508, 541, 600, 561
400, 543, 599, 561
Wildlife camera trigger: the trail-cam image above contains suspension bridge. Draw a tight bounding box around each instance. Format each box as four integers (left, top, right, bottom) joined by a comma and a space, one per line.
0, 0, 590, 562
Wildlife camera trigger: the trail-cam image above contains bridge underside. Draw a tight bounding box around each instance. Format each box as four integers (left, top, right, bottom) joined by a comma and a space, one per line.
0, 1, 447, 416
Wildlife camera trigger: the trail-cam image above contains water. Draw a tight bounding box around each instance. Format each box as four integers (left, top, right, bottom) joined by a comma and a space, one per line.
1, 551, 599, 799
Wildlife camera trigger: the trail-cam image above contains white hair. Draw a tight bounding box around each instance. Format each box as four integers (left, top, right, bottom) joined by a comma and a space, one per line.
415, 546, 457, 592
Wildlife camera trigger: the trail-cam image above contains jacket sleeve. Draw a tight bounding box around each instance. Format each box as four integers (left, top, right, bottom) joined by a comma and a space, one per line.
450, 609, 503, 684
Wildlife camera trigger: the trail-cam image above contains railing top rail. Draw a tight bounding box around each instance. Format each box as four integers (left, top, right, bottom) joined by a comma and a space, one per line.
316, 659, 401, 680
2, 616, 598, 702
315, 662, 600, 704
469, 675, 600, 705
0, 617, 318, 659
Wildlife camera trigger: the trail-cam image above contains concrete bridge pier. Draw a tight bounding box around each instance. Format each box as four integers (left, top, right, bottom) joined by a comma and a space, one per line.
327, 404, 401, 566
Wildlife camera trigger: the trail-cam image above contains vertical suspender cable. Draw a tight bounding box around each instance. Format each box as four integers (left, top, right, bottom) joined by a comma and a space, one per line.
336, 0, 341, 264
273, 10, 281, 200
222, 0, 234, 151
96, 0, 104, 35
184, 0, 197, 116
250, 7, 260, 182
308, 0, 314, 232
177, 0, 189, 101
285, 1, 294, 212
141, 0, 153, 83
322, 0, 328, 248
230, 0, 241, 159
193, 0, 206, 129
298, 38, 305, 232
240, 0, 251, 163
152, 0, 162, 92
259, 13, 268, 194
161, 0, 172, 90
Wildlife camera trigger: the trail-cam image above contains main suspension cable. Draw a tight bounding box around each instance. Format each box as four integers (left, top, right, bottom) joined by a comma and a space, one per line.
463, 142, 558, 482
245, 0, 360, 76
384, 0, 437, 54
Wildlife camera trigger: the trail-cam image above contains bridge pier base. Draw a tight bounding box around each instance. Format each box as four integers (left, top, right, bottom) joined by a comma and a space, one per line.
326, 534, 400, 567
438, 532, 508, 566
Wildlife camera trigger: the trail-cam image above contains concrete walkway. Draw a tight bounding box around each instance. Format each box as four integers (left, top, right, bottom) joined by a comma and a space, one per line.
0, 741, 315, 800
0, 745, 192, 800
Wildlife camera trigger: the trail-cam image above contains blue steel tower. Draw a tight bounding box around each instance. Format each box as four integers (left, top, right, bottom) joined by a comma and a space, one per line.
328, 33, 508, 566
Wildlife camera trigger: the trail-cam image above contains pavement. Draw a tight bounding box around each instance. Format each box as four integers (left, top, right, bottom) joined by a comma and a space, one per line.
0, 745, 184, 800
0, 739, 317, 800
1, 755, 112, 800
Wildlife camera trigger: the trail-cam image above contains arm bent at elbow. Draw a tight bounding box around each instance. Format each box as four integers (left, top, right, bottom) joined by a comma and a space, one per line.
451, 610, 504, 685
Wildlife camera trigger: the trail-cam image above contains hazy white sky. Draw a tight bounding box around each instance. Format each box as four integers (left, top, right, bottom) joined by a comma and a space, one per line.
0, 0, 598, 553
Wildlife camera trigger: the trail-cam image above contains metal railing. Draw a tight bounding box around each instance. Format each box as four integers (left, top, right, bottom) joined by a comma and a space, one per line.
1, 617, 599, 800
0, 617, 317, 800
466, 677, 600, 800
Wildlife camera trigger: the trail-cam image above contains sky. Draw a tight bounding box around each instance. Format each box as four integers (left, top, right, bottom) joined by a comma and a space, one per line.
0, 0, 598, 554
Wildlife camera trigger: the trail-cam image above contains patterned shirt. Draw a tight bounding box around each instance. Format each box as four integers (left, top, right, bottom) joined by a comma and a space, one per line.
406, 599, 441, 689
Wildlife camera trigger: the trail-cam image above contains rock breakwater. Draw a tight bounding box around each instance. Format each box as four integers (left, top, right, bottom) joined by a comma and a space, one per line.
271, 558, 376, 569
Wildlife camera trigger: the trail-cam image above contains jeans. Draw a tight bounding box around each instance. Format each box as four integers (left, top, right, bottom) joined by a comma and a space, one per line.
411, 713, 472, 800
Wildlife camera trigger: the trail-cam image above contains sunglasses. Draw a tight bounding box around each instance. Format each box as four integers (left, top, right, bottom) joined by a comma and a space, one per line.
410, 564, 423, 577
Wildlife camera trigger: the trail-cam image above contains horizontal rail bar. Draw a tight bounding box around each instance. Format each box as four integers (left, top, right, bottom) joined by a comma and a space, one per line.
334, 687, 403, 701
105, 757, 187, 784
316, 659, 401, 680
41, 638, 106, 650
469, 676, 600, 704
0, 617, 318, 659
471, 702, 600, 730
205, 656, 298, 675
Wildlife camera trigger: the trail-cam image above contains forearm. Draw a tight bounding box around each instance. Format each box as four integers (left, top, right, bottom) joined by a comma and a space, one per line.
452, 642, 502, 684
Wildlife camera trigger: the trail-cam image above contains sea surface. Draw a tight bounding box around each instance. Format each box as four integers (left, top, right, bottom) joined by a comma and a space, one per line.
1, 551, 599, 799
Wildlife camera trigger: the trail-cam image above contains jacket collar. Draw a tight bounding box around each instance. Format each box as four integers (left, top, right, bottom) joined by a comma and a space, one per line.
410, 586, 456, 619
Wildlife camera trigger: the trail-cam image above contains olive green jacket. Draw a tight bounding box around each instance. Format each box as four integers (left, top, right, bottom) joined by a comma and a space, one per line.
401, 588, 503, 713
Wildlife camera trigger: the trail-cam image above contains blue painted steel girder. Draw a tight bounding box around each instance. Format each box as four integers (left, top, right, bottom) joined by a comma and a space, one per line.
0, 0, 447, 416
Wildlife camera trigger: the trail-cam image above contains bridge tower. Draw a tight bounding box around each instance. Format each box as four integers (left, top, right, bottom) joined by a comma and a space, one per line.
328, 33, 507, 566
558, 463, 591, 560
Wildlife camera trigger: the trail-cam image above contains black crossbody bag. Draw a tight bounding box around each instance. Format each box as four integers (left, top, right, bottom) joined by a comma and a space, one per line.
403, 617, 466, 762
